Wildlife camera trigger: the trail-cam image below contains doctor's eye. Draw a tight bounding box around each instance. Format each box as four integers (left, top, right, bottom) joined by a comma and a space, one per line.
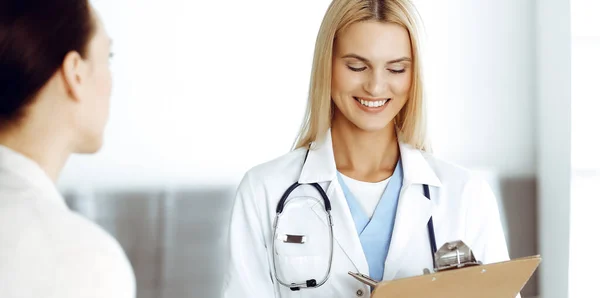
347, 65, 367, 72
388, 68, 406, 74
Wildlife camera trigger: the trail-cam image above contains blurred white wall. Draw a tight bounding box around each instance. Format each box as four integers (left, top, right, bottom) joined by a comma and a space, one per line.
534, 1, 600, 297
59, 0, 332, 191
536, 0, 572, 297
421, 0, 536, 179
569, 0, 600, 297
60, 0, 536, 188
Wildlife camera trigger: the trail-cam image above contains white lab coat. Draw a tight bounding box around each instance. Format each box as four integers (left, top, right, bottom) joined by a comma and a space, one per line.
0, 145, 136, 298
223, 130, 515, 298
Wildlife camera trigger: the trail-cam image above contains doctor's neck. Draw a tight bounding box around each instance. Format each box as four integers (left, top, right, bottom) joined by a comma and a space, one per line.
0, 109, 74, 184
331, 116, 399, 182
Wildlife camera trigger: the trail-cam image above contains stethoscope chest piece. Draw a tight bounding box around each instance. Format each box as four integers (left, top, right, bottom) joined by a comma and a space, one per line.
272, 179, 334, 291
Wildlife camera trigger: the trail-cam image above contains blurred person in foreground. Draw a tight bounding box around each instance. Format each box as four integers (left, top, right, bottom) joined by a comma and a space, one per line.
0, 1, 135, 297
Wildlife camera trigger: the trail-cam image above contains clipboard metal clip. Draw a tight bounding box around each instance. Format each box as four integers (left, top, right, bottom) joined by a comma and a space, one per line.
433, 240, 482, 272
351, 240, 483, 287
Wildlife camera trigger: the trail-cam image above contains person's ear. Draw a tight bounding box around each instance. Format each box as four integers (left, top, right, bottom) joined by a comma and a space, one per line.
60, 51, 87, 102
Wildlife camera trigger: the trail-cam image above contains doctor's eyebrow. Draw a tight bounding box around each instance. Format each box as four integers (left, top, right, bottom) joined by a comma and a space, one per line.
341, 53, 412, 64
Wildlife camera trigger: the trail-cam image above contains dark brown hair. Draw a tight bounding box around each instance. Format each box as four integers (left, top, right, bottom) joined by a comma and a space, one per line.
0, 0, 95, 127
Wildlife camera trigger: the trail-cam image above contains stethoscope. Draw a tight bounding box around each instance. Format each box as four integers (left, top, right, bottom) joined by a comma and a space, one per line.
272, 149, 438, 291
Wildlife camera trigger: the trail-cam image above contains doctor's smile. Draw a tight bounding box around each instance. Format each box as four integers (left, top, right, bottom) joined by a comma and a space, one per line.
353, 97, 392, 112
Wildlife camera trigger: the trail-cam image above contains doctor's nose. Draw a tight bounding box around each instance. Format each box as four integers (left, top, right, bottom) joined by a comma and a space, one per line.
363, 72, 387, 97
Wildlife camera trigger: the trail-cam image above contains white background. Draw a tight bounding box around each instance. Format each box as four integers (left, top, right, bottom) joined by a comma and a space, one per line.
569, 0, 600, 297
58, 0, 536, 191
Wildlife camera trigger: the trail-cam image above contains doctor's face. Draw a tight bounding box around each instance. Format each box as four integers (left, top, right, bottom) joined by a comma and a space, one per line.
331, 20, 413, 132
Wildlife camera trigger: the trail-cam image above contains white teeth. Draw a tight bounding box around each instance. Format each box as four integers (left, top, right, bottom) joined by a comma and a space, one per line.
358, 98, 387, 108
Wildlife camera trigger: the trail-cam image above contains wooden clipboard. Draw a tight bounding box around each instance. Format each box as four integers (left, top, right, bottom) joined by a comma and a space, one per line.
364, 255, 541, 298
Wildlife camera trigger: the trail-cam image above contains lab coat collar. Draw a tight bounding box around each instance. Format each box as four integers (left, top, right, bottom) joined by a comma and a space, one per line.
399, 142, 442, 187
298, 130, 337, 184
298, 129, 442, 188
0, 145, 66, 208
304, 129, 442, 276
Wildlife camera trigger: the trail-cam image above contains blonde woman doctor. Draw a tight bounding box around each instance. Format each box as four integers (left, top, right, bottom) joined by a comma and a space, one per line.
223, 0, 516, 297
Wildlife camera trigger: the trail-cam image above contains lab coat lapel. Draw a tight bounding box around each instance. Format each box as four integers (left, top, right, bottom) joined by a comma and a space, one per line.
299, 131, 444, 279
382, 185, 432, 280
382, 142, 442, 281
321, 181, 369, 273
301, 130, 369, 274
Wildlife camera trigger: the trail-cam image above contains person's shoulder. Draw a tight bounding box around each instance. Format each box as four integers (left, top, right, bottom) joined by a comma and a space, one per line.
419, 151, 500, 214
241, 147, 308, 186
0, 192, 135, 297
421, 151, 474, 181
10, 188, 128, 261
0, 171, 40, 211
0, 186, 41, 223
248, 147, 308, 176
53, 211, 131, 263
420, 150, 494, 195
0, 184, 62, 249
0, 188, 55, 293
50, 212, 136, 297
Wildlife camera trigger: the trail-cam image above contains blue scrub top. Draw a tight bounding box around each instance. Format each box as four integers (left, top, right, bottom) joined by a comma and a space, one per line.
337, 161, 403, 281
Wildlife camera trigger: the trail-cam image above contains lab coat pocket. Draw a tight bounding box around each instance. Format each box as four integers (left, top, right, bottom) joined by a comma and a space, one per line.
274, 196, 331, 257
272, 198, 333, 296
274, 255, 332, 297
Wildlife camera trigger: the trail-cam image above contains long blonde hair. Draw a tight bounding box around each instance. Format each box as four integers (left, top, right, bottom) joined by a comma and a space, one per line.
293, 0, 430, 152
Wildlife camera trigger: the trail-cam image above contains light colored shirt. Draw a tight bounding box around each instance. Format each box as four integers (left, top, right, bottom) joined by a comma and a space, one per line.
338, 172, 391, 218
0, 145, 136, 298
337, 161, 404, 282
